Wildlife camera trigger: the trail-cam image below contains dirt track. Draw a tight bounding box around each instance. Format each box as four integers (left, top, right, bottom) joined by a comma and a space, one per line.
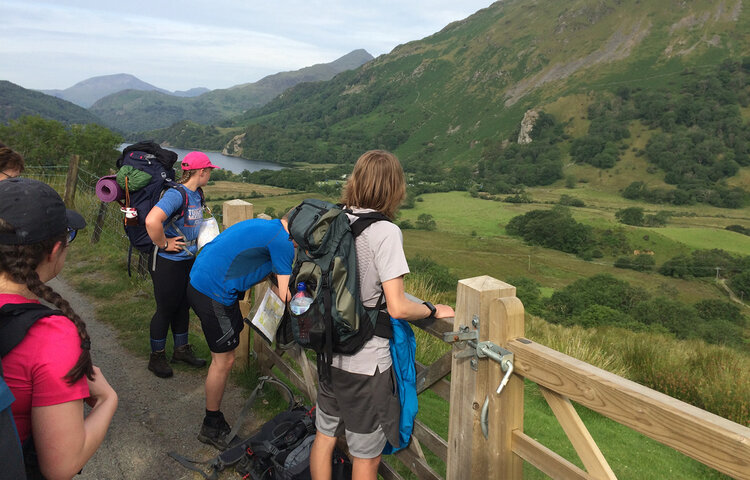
49, 276, 260, 480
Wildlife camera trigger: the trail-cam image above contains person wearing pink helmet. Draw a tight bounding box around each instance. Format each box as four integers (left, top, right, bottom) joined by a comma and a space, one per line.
144, 151, 219, 378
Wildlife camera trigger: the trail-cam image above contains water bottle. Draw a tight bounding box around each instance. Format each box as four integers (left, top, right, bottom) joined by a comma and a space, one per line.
289, 282, 313, 315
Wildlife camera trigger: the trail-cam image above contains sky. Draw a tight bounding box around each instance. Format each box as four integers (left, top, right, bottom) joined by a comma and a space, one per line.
0, 1, 495, 92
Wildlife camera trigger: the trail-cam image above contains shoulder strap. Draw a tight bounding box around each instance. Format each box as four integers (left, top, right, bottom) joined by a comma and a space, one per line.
349, 212, 391, 237
0, 303, 61, 357
170, 184, 204, 222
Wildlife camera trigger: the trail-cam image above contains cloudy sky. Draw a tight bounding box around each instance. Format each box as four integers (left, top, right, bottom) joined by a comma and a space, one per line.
1, 1, 494, 92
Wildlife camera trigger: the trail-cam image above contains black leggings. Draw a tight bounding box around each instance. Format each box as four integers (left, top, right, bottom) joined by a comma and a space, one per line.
149, 252, 195, 341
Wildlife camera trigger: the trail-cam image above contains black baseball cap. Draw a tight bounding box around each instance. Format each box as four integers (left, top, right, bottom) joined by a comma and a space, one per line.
0, 178, 86, 245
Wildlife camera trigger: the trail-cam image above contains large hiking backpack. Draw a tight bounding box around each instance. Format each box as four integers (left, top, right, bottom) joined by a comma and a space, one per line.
115, 141, 183, 253
168, 376, 351, 480
0, 303, 63, 480
286, 199, 392, 377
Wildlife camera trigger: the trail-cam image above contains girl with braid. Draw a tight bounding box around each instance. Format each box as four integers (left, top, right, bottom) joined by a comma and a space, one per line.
144, 151, 218, 378
0, 178, 117, 479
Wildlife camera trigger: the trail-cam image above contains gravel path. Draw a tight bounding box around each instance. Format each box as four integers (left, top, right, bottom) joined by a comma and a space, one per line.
48, 276, 260, 480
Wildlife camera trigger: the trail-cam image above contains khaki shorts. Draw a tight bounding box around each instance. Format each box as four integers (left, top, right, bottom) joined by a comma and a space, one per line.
315, 365, 400, 459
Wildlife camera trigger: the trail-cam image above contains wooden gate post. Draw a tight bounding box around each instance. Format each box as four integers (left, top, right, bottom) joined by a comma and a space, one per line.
488, 294, 525, 479
222, 199, 254, 369
64, 154, 80, 208
447, 276, 518, 479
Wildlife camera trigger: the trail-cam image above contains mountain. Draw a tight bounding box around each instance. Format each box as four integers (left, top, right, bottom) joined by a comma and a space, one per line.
155, 0, 749, 195
172, 87, 211, 97
90, 49, 374, 134
41, 73, 171, 108
0, 80, 104, 125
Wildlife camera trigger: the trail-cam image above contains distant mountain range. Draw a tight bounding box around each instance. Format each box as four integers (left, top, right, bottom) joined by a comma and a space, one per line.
0, 49, 373, 132
89, 49, 373, 133
40, 73, 208, 108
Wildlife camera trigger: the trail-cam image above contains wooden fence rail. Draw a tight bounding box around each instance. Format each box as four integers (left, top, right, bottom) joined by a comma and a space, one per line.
221, 201, 750, 480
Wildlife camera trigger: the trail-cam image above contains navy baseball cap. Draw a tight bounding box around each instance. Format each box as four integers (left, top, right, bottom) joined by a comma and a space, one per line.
0, 178, 86, 245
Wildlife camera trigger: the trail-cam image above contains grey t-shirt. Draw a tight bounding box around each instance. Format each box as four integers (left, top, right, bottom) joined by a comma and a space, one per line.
331, 208, 410, 375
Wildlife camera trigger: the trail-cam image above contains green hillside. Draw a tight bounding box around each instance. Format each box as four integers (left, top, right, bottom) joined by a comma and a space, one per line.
0, 80, 104, 125
145, 0, 750, 208
90, 49, 373, 134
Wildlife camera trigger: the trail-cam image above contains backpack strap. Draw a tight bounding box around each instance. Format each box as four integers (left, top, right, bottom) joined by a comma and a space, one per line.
349, 212, 394, 339
349, 211, 391, 237
0, 303, 61, 357
164, 184, 200, 256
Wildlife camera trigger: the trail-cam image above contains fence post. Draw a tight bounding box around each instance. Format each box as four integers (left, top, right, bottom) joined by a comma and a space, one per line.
90, 202, 108, 244
446, 276, 518, 480
222, 200, 254, 369
64, 154, 80, 208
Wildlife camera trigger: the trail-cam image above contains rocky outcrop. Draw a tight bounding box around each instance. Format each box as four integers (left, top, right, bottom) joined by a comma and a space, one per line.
517, 109, 539, 144
223, 133, 246, 157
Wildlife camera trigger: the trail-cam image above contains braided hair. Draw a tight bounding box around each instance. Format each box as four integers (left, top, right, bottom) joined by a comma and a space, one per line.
0, 219, 93, 384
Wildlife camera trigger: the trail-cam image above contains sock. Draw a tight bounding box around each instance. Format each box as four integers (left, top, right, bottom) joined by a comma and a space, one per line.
150, 338, 167, 352
173, 332, 189, 348
204, 409, 223, 425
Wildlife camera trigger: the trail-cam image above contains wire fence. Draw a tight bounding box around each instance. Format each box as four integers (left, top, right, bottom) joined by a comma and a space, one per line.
24, 164, 153, 289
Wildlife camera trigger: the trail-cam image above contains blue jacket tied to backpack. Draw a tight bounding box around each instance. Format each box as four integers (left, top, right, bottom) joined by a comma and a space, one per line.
383, 317, 417, 455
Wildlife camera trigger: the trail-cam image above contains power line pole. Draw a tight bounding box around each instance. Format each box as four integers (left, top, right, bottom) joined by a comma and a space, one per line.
715, 266, 722, 282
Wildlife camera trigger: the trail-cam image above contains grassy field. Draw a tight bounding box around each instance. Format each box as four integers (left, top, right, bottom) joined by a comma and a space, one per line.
234, 185, 749, 308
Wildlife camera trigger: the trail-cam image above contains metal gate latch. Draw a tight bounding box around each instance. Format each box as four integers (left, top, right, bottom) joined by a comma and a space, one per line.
478, 342, 514, 439
443, 326, 516, 438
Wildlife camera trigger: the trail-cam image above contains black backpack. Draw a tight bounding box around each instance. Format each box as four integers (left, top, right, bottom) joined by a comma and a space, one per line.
116, 141, 201, 253
168, 376, 351, 480
235, 406, 351, 480
285, 199, 393, 378
0, 303, 63, 480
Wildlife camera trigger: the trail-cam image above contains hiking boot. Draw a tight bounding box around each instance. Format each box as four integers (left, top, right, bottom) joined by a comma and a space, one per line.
172, 344, 207, 368
148, 351, 173, 378
197, 415, 231, 450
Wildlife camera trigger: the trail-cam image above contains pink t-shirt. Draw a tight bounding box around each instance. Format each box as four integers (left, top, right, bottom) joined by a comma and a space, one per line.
1, 294, 90, 442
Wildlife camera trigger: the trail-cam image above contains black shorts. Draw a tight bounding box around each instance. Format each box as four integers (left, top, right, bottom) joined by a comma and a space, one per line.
187, 283, 244, 353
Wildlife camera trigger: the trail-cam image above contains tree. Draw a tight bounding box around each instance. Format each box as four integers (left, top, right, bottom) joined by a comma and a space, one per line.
615, 207, 645, 226
729, 271, 750, 299
70, 123, 123, 175
416, 214, 436, 231
632, 254, 655, 271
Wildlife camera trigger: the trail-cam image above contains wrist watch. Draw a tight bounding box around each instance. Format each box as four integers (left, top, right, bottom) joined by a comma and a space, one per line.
423, 301, 437, 319
162, 239, 168, 249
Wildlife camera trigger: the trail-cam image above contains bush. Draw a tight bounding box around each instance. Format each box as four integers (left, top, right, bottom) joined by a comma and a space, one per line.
615, 207, 645, 226
415, 214, 437, 231
399, 220, 414, 230
726, 224, 750, 236
558, 194, 585, 207
729, 271, 750, 299
633, 254, 656, 271
614, 257, 634, 269
407, 256, 457, 293
506, 276, 543, 315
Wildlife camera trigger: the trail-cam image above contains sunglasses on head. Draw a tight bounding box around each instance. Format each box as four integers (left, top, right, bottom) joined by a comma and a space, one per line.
66, 228, 78, 245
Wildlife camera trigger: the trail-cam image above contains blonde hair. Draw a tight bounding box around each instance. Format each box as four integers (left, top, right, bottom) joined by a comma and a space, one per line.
340, 150, 406, 219
179, 169, 197, 183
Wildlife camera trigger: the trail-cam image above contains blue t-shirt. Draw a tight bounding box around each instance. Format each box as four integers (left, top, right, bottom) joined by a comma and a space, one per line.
154, 186, 203, 260
189, 218, 295, 306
